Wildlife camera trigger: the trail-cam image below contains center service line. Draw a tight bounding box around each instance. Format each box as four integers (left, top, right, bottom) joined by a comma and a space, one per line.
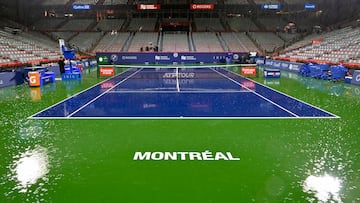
176, 66, 180, 92
211, 68, 300, 117
66, 68, 143, 118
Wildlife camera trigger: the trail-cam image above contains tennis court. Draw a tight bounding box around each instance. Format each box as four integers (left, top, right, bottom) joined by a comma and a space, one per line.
1, 66, 360, 203
31, 66, 337, 119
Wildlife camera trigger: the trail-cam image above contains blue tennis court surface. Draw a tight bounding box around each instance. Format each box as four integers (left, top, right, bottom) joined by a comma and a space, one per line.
30, 67, 339, 119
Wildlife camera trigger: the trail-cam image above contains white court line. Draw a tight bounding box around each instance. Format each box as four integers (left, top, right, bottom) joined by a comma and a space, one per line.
29, 116, 339, 120
66, 68, 143, 118
221, 68, 340, 118
176, 66, 180, 92
108, 90, 250, 93
211, 68, 300, 117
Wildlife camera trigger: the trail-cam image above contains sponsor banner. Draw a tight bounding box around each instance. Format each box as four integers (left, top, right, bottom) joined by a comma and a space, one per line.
351, 70, 360, 86
261, 4, 281, 10
181, 55, 197, 61
273, 61, 281, 68
0, 71, 24, 88
72, 4, 91, 10
99, 67, 115, 77
280, 62, 289, 69
190, 4, 214, 10
265, 59, 274, 66
287, 63, 301, 72
264, 69, 281, 78
261, 59, 302, 73
305, 4, 316, 10
96, 52, 247, 64
256, 58, 265, 65
89, 59, 97, 67
137, 4, 160, 10
241, 67, 257, 77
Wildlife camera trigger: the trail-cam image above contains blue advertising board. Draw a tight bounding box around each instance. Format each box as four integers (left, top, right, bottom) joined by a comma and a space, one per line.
351, 70, 360, 86
256, 58, 302, 73
261, 4, 281, 10
96, 52, 247, 65
72, 4, 91, 10
304, 4, 316, 10
0, 71, 24, 88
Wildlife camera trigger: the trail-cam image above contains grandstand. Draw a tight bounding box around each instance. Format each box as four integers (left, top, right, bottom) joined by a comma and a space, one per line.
0, 0, 358, 68
277, 27, 360, 66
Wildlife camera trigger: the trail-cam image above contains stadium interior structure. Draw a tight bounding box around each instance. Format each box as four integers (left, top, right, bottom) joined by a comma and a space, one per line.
0, 0, 359, 69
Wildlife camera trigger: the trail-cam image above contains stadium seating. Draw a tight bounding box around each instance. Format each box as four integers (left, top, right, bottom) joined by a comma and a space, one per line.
227, 17, 259, 32
33, 19, 66, 31
253, 0, 279, 4
162, 32, 189, 52
192, 32, 224, 52
128, 18, 157, 32
93, 32, 131, 53
220, 32, 259, 52
69, 32, 103, 52
127, 32, 158, 52
278, 27, 360, 65
103, 0, 128, 5
42, 0, 68, 5
224, 0, 249, 5
95, 19, 125, 31
249, 32, 284, 52
0, 29, 61, 65
256, 17, 287, 31
58, 19, 95, 31
194, 18, 225, 32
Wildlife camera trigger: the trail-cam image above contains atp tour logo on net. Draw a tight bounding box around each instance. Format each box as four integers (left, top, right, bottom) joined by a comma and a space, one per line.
133, 150, 240, 161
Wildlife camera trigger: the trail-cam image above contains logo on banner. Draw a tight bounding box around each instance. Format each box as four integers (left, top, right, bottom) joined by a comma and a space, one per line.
190, 4, 214, 10
111, 54, 118, 62
261, 4, 281, 10
72, 4, 91, 10
28, 72, 40, 86
356, 74, 360, 81
305, 4, 316, 10
241, 67, 257, 76
137, 4, 160, 10
155, 55, 170, 60
181, 55, 196, 61
100, 67, 115, 77
233, 54, 239, 60
121, 56, 137, 60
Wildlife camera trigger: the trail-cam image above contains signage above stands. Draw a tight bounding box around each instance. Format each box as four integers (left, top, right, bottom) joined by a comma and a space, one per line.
261, 4, 281, 10
190, 4, 214, 10
304, 4, 316, 10
72, 4, 91, 10
137, 4, 161, 10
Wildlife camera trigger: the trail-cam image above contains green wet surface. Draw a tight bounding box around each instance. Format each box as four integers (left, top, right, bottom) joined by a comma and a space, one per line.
0, 66, 359, 202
